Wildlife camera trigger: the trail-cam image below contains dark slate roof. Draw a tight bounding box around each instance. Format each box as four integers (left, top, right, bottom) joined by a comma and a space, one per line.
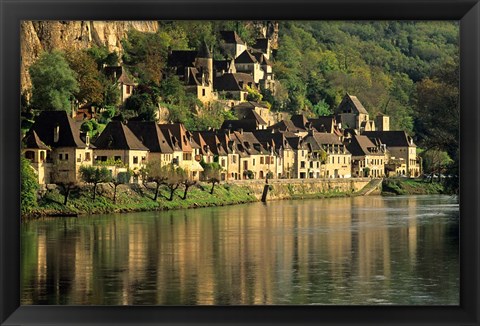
308, 116, 336, 133
127, 121, 174, 153
252, 130, 292, 154
251, 52, 270, 65
199, 131, 228, 156
191, 132, 210, 154
337, 93, 369, 115
214, 59, 233, 72
268, 120, 304, 133
285, 134, 307, 150
104, 66, 135, 85
346, 135, 384, 157
234, 108, 267, 126
235, 50, 257, 64
363, 131, 416, 147
291, 114, 309, 130
232, 101, 268, 110
221, 119, 258, 132
30, 110, 88, 148
168, 50, 198, 68
214, 73, 255, 92
303, 132, 343, 151
159, 123, 192, 152
232, 131, 268, 155
23, 130, 50, 150
251, 38, 269, 54
197, 41, 212, 58
220, 31, 245, 45
94, 121, 148, 151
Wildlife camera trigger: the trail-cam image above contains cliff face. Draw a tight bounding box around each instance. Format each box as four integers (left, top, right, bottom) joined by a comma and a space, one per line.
21, 21, 159, 92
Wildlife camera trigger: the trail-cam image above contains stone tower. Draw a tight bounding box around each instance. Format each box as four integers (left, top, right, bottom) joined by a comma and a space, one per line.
376, 113, 390, 131
195, 41, 213, 86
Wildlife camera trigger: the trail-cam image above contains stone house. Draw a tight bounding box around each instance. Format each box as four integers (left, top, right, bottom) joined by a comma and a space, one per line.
27, 110, 94, 184
104, 66, 136, 103
93, 121, 149, 178
345, 134, 386, 178
159, 123, 203, 181
214, 73, 256, 103
285, 133, 309, 179
22, 130, 53, 185
335, 93, 374, 131
219, 31, 247, 59
363, 131, 420, 177
234, 50, 265, 84
167, 44, 216, 105
252, 130, 293, 179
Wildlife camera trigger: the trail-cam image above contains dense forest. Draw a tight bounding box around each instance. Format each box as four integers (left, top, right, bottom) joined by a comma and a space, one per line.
23, 20, 459, 189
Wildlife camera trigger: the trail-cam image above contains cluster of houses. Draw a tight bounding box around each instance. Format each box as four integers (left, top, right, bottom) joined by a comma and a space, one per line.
22, 93, 421, 185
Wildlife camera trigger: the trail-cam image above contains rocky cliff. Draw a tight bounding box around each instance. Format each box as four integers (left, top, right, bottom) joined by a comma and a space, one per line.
21, 21, 159, 91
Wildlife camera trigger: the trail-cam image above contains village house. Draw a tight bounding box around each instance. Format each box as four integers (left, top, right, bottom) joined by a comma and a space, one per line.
231, 101, 274, 126
303, 131, 352, 178
214, 72, 257, 104
26, 110, 94, 184
159, 123, 204, 181
127, 121, 175, 169
213, 59, 236, 77
363, 131, 420, 177
284, 133, 309, 179
104, 66, 136, 104
167, 43, 216, 105
22, 130, 53, 185
345, 134, 386, 178
191, 131, 215, 165
234, 50, 265, 84
199, 131, 231, 180
93, 121, 149, 178
335, 93, 376, 132
252, 130, 292, 179
219, 31, 247, 59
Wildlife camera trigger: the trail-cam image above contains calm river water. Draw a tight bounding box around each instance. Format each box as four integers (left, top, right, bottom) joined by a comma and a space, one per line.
21, 195, 459, 305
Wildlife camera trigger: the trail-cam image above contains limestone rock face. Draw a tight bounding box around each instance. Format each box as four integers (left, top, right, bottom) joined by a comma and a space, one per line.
21, 21, 159, 91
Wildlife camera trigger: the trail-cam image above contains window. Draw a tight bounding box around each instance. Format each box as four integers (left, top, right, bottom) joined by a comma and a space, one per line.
40, 151, 45, 161
114, 156, 121, 162
300, 161, 305, 168
260, 157, 264, 164
133, 156, 138, 164
142, 156, 146, 162
126, 85, 131, 94
232, 156, 237, 164
338, 157, 340, 164
317, 162, 319, 168
25, 151, 35, 161
202, 89, 206, 97
221, 159, 226, 167
310, 161, 313, 168
65, 153, 69, 161
253, 159, 256, 166
85, 152, 91, 161
59, 153, 63, 160
77, 154, 82, 163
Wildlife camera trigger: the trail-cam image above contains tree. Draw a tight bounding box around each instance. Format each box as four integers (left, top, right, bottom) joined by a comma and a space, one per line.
179, 169, 196, 200
145, 162, 167, 201
79, 166, 111, 200
29, 51, 79, 112
202, 162, 222, 194
420, 149, 452, 182
111, 171, 132, 203
65, 49, 105, 105
20, 156, 39, 213
164, 165, 184, 201
246, 85, 263, 102
124, 92, 158, 121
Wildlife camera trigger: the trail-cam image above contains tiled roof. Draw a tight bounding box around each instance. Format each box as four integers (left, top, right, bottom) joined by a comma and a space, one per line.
29, 110, 89, 148
127, 121, 174, 153
167, 50, 198, 68
291, 114, 309, 130
221, 119, 258, 132
214, 73, 255, 92
94, 121, 148, 151
337, 93, 369, 115
235, 50, 257, 64
268, 120, 304, 132
220, 31, 245, 45
104, 66, 135, 86
251, 38, 269, 53
232, 101, 268, 110
308, 116, 336, 133
363, 131, 416, 147
346, 135, 384, 157
159, 123, 192, 152
22, 130, 50, 150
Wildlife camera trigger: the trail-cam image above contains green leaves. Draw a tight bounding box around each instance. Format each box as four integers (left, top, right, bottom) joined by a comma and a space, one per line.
29, 51, 79, 112
21, 156, 39, 213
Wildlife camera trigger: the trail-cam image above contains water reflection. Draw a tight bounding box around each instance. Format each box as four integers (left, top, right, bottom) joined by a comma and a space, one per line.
21, 195, 459, 305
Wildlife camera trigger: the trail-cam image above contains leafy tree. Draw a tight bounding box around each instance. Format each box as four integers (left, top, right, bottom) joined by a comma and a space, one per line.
79, 165, 111, 200
312, 99, 332, 116
29, 51, 79, 112
420, 149, 452, 181
20, 156, 39, 213
202, 162, 222, 194
124, 92, 158, 121
65, 49, 105, 105
246, 85, 263, 102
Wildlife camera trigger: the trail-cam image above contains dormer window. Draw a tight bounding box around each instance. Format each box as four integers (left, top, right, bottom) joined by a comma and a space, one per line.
53, 124, 60, 143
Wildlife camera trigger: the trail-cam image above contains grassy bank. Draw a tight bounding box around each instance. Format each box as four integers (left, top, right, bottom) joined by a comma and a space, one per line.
23, 182, 257, 220
382, 178, 445, 195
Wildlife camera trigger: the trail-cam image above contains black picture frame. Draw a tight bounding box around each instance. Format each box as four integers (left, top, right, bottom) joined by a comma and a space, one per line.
1, 0, 479, 325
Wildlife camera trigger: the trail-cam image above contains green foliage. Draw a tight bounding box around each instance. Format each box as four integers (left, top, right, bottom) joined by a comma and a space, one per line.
79, 165, 111, 200
246, 85, 263, 102
124, 91, 158, 121
21, 156, 39, 213
420, 149, 452, 174
29, 51, 79, 112
312, 99, 332, 116
65, 49, 105, 105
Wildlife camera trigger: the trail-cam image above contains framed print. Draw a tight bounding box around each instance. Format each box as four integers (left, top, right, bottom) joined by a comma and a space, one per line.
1, 0, 479, 325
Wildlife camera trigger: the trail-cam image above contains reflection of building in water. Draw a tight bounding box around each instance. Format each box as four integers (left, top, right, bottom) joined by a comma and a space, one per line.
37, 232, 48, 297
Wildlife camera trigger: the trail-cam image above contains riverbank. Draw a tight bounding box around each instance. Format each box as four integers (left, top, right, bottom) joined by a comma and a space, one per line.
381, 178, 445, 195
22, 177, 447, 220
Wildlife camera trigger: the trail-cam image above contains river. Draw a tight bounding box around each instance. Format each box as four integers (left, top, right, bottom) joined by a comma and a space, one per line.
21, 195, 459, 305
